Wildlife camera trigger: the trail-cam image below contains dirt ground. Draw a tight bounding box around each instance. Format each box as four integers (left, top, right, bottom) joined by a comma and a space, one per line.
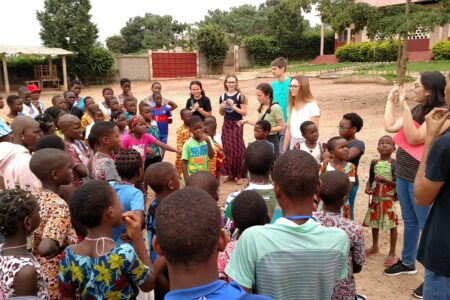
21, 76, 423, 300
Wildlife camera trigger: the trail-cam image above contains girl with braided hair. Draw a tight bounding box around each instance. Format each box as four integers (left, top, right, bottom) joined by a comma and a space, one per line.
0, 189, 48, 298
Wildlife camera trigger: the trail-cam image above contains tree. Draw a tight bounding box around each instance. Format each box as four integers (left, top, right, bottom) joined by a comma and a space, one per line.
36, 0, 98, 52
196, 24, 229, 66
106, 35, 126, 53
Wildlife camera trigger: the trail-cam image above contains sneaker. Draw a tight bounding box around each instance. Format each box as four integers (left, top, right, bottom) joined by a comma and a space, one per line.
384, 259, 417, 276
413, 283, 424, 299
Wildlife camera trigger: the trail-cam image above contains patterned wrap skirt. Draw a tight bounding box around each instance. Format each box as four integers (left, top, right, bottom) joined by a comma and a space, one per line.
221, 119, 247, 178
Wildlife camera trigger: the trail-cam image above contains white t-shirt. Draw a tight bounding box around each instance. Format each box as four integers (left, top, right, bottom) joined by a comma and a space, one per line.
289, 102, 320, 139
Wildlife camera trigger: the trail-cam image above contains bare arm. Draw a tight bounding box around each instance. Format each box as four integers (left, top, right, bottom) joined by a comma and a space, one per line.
14, 265, 38, 296
154, 140, 180, 154
181, 160, 189, 181
347, 147, 362, 161
271, 118, 285, 133
74, 164, 88, 178
38, 238, 61, 258
167, 100, 178, 111
232, 102, 247, 116
197, 107, 212, 117
283, 123, 292, 152
384, 85, 404, 133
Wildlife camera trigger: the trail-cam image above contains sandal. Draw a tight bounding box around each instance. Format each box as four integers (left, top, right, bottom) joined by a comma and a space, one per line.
384, 256, 397, 267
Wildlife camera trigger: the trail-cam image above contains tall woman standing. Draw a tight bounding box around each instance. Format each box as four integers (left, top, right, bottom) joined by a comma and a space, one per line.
219, 75, 248, 184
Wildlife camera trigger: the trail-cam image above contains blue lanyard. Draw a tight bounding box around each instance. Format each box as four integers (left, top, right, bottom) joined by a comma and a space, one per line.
285, 215, 316, 221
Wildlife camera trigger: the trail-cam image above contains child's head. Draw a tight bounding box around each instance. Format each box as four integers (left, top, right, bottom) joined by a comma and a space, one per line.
59, 114, 83, 141
139, 102, 153, 122
11, 116, 42, 152
88, 121, 121, 152
300, 121, 319, 143
151, 82, 161, 94
154, 187, 225, 266
70, 180, 123, 229
0, 189, 40, 237
273, 150, 319, 202
319, 170, 350, 209
339, 112, 363, 139
7, 95, 23, 113
84, 96, 96, 112
92, 106, 105, 123
377, 135, 395, 157
145, 162, 180, 197
30, 148, 72, 187
115, 149, 143, 181
35, 134, 65, 151
69, 80, 82, 96
203, 116, 217, 138
124, 98, 137, 115
327, 137, 349, 160
185, 171, 218, 201
153, 92, 163, 107
111, 111, 127, 130
18, 86, 32, 106
254, 120, 271, 141
180, 108, 192, 126
120, 78, 131, 94
189, 115, 204, 140
245, 141, 274, 178
51, 95, 68, 111
128, 115, 146, 135
63, 91, 76, 107
35, 114, 57, 136
271, 57, 287, 77
44, 107, 66, 129
102, 87, 114, 102
231, 190, 268, 233
109, 98, 120, 112
189, 80, 205, 99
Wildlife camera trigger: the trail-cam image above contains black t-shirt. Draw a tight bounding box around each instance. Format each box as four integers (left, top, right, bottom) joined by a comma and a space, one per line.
348, 139, 365, 186
219, 92, 243, 121
185, 95, 212, 120
417, 133, 450, 276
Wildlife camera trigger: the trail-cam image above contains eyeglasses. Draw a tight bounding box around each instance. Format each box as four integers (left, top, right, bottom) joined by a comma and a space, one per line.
226, 81, 237, 84
289, 85, 299, 88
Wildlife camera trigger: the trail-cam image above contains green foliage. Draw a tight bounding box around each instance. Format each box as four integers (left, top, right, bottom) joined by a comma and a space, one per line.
244, 35, 281, 65
36, 0, 98, 52
196, 24, 229, 66
106, 35, 126, 53
431, 41, 450, 60
336, 41, 399, 62
4, 56, 47, 83
70, 47, 115, 84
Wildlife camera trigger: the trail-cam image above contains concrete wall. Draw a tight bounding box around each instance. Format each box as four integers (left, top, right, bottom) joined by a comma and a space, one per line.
198, 45, 252, 75
114, 55, 150, 81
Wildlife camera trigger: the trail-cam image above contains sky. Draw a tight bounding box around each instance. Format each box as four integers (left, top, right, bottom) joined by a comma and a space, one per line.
0, 0, 320, 46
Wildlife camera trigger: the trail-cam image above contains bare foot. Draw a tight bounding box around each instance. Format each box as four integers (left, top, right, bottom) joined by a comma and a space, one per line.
365, 247, 379, 257
384, 254, 397, 267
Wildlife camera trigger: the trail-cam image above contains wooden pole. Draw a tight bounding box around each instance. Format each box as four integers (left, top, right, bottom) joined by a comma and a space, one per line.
2, 55, 10, 94
320, 21, 325, 55
48, 55, 53, 77
62, 55, 68, 91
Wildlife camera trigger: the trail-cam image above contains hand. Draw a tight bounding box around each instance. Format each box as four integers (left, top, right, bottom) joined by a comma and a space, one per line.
200, 133, 209, 142
220, 101, 227, 109
119, 233, 132, 243
147, 147, 154, 156
374, 174, 385, 183
176, 149, 182, 154
388, 84, 399, 102
425, 107, 449, 140
193, 102, 200, 111
123, 212, 142, 242
227, 99, 234, 107
238, 119, 247, 127
365, 188, 373, 195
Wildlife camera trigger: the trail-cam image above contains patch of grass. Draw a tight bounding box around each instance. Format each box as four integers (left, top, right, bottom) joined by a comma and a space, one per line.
352, 71, 415, 82
356, 61, 450, 72
289, 62, 362, 73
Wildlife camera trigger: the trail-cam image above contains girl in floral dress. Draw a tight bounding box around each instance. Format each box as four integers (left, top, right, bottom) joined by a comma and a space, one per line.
364, 135, 398, 267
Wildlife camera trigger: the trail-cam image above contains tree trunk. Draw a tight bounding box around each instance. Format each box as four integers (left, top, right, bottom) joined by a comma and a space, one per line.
396, 0, 411, 86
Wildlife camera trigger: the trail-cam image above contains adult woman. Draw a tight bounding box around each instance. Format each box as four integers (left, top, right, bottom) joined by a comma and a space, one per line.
185, 80, 212, 120
282, 75, 320, 152
219, 75, 248, 184
240, 83, 285, 159
383, 71, 449, 296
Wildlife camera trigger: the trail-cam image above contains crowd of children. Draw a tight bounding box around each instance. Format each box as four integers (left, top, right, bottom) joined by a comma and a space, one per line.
1, 66, 444, 300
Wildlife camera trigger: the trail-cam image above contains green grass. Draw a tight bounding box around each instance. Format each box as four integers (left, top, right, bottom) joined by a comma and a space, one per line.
289, 62, 360, 72
351, 71, 415, 82
356, 61, 450, 72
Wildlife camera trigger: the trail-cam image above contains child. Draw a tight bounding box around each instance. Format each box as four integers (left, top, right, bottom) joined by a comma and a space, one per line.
59, 114, 92, 187
320, 136, 356, 219
254, 119, 274, 152
0, 189, 48, 298
339, 112, 365, 220
364, 135, 398, 267
111, 149, 145, 244
175, 108, 192, 176
28, 84, 45, 114
35, 113, 57, 136
109, 97, 121, 116
152, 92, 172, 144
51, 94, 68, 111
45, 107, 67, 140
18, 86, 39, 119
314, 171, 366, 300
87, 121, 121, 181
59, 180, 160, 298
204, 116, 224, 183
154, 187, 271, 300
117, 77, 134, 105
63, 90, 84, 120
80, 96, 96, 131
70, 80, 85, 111
225, 150, 350, 299
85, 106, 105, 140
181, 115, 215, 180
29, 148, 77, 300
124, 97, 138, 122
139, 102, 162, 169
99, 87, 115, 118
111, 110, 128, 143
298, 120, 322, 164
225, 140, 279, 223
218, 190, 268, 282
145, 162, 179, 299
142, 81, 178, 110
5, 95, 23, 125
185, 170, 219, 201
121, 115, 179, 164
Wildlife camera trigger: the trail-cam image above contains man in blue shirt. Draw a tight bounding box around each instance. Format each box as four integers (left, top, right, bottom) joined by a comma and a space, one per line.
271, 57, 290, 153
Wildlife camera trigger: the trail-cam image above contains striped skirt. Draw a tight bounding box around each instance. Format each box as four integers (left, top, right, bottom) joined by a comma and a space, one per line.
222, 119, 247, 179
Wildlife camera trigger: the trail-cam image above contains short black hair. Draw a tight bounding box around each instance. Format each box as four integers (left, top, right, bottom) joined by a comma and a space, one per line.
343, 113, 364, 132
273, 150, 319, 199
35, 114, 55, 134
155, 187, 221, 265
319, 171, 350, 206
29, 148, 69, 181
231, 190, 267, 233
7, 95, 20, 106
327, 136, 345, 152
115, 149, 142, 179
69, 80, 82, 87
300, 121, 315, 135
145, 162, 177, 194
185, 171, 218, 199
189, 115, 203, 128
69, 180, 114, 228
180, 108, 190, 117
102, 87, 113, 95
255, 120, 271, 133
203, 116, 217, 131
123, 97, 136, 106
139, 101, 151, 112
111, 110, 125, 123
120, 78, 131, 86
51, 95, 63, 105
44, 107, 63, 121
245, 141, 274, 176
88, 121, 116, 149
17, 86, 30, 97
0, 189, 37, 237
35, 135, 65, 151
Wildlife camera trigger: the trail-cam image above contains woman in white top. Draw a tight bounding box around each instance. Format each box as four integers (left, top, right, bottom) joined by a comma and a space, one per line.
282, 75, 320, 152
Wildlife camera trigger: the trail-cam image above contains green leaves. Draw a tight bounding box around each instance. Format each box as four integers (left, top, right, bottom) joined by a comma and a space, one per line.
196, 24, 229, 66
432, 41, 450, 60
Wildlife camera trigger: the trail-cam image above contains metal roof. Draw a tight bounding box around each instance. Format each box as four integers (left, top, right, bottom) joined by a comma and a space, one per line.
0, 45, 74, 56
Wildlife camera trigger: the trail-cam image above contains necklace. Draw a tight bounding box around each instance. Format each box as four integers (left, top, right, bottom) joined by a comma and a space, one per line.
0, 243, 27, 252
84, 237, 115, 256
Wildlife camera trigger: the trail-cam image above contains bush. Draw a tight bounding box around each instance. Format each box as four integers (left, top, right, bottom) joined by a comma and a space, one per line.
336, 41, 399, 62
431, 41, 450, 61
6, 55, 47, 84
196, 24, 229, 66
244, 34, 281, 65
71, 47, 116, 85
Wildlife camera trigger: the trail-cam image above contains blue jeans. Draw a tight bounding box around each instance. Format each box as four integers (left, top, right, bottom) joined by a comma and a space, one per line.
424, 269, 450, 299
349, 184, 359, 220
396, 177, 430, 266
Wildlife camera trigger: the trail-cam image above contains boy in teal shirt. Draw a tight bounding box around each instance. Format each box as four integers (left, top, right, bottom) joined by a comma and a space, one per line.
271, 57, 290, 123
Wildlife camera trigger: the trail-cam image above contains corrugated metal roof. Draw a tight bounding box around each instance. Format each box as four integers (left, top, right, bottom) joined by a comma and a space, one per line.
0, 45, 74, 56
356, 0, 431, 7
